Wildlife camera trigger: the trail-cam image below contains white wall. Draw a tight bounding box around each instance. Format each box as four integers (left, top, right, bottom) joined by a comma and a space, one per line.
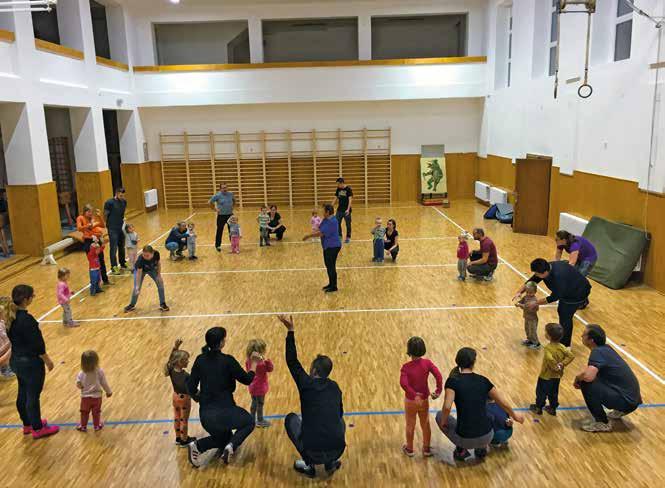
139, 98, 483, 160
482, 0, 665, 192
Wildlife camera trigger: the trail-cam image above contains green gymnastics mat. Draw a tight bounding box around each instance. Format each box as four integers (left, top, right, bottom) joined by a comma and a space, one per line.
582, 216, 649, 290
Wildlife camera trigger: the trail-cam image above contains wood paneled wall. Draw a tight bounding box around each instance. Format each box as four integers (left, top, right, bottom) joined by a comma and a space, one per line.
391, 153, 479, 202
478, 154, 516, 191
75, 170, 113, 214
6, 182, 61, 256
121, 162, 165, 213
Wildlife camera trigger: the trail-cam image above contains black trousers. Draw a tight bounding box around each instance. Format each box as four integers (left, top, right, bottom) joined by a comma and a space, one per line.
267, 225, 287, 241
284, 413, 345, 467
10, 356, 45, 430
215, 214, 232, 248
535, 377, 560, 409
323, 246, 341, 289
335, 211, 351, 238
83, 238, 109, 283
383, 243, 400, 261
108, 228, 126, 268
581, 379, 639, 423
467, 262, 497, 277
197, 405, 255, 452
558, 296, 588, 347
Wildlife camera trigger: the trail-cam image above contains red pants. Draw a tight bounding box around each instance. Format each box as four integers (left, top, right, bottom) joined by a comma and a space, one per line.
80, 397, 103, 428
404, 398, 431, 451
173, 393, 192, 440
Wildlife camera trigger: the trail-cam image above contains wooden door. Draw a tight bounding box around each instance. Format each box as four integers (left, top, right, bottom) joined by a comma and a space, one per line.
513, 157, 552, 235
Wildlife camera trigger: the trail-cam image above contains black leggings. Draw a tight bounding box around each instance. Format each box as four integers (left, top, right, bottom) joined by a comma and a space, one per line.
383, 243, 399, 261
558, 297, 588, 347
323, 246, 341, 288
215, 214, 232, 248
10, 356, 45, 430
197, 405, 255, 452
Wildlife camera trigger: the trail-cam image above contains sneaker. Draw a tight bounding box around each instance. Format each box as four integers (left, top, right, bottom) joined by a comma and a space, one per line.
344, 237, 351, 244
529, 404, 543, 415
453, 447, 471, 461
170, 254, 177, 261
176, 250, 183, 257
96, 288, 105, 293
124, 305, 135, 313
457, 276, 466, 281
544, 406, 557, 416
176, 436, 197, 447
582, 421, 612, 432
76, 425, 87, 432
371, 258, 377, 262
474, 448, 488, 460
220, 443, 234, 464
32, 424, 59, 439
65, 321, 80, 328
483, 273, 494, 282
401, 445, 415, 457
324, 287, 338, 293
521, 339, 532, 346
608, 410, 627, 420
23, 419, 48, 435
188, 256, 198, 260
528, 342, 542, 350
0, 369, 15, 379
256, 420, 271, 428
259, 243, 264, 247
322, 285, 332, 291
160, 303, 170, 312
111, 266, 121, 275
423, 447, 433, 457
188, 441, 218, 468
94, 423, 104, 431
293, 460, 316, 478
265, 242, 271, 246
325, 460, 342, 475
215, 247, 221, 253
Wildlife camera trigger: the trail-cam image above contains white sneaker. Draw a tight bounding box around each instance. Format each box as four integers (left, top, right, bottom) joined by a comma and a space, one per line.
582, 421, 612, 432
607, 410, 627, 420
220, 443, 234, 464
188, 442, 218, 468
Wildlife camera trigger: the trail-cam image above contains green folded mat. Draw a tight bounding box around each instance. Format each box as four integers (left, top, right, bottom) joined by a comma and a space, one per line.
582, 216, 649, 290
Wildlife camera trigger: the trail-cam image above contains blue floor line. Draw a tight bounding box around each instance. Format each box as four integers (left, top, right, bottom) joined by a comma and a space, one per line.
1, 403, 664, 430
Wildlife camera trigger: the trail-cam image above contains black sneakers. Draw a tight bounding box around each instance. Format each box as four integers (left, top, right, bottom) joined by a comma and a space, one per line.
529, 404, 543, 415
160, 303, 170, 312
124, 304, 135, 312
176, 436, 196, 447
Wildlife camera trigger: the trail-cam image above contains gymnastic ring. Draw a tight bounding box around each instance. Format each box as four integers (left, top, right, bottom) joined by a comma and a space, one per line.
578, 83, 593, 99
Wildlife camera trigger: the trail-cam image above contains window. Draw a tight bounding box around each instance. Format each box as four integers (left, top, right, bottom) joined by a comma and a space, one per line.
614, 0, 632, 61
90, 0, 111, 59
548, 0, 558, 76
507, 9, 513, 87
32, 7, 60, 44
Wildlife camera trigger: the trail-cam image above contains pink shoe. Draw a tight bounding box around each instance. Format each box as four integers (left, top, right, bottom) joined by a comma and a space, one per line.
23, 418, 48, 435
32, 424, 59, 439
76, 425, 87, 432
94, 423, 104, 432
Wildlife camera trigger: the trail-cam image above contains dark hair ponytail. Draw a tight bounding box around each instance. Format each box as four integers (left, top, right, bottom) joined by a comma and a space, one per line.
202, 327, 227, 354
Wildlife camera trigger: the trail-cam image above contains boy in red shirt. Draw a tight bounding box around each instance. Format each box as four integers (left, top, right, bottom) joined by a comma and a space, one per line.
87, 236, 105, 296
400, 337, 443, 457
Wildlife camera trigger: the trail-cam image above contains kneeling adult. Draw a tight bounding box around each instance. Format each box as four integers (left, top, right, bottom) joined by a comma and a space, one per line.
466, 228, 498, 281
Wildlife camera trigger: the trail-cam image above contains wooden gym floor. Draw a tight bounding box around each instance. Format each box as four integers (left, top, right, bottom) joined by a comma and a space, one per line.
0, 201, 664, 488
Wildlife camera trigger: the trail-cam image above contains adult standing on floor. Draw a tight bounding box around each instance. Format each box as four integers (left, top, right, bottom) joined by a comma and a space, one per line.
76, 204, 110, 286
124, 245, 169, 312
466, 228, 498, 281
277, 315, 345, 478
384, 218, 400, 262
267, 205, 287, 241
8, 285, 60, 439
436, 347, 524, 461
303, 204, 342, 293
186, 326, 259, 468
332, 177, 353, 243
513, 258, 591, 348
209, 183, 235, 252
104, 188, 127, 275
574, 324, 642, 432
555, 230, 598, 277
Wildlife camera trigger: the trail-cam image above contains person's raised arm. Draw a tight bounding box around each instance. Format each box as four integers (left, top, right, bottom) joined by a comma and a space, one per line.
278, 314, 309, 387
488, 387, 525, 424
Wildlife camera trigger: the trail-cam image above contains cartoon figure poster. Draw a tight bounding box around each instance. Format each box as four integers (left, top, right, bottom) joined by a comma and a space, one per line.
420, 157, 447, 194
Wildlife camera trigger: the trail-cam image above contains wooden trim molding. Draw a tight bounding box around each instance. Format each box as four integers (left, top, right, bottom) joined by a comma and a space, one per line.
96, 56, 129, 72
35, 38, 84, 60
134, 56, 487, 73
650, 61, 665, 70
0, 29, 15, 43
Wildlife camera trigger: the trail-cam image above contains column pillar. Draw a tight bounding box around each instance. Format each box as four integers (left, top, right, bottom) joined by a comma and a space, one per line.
70, 107, 112, 212
248, 17, 264, 64
0, 102, 61, 256
118, 110, 153, 212
358, 15, 372, 61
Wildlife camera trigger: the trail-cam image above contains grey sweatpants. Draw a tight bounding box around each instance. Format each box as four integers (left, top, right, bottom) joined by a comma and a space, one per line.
61, 303, 73, 324
436, 412, 494, 450
457, 259, 467, 279
187, 236, 197, 257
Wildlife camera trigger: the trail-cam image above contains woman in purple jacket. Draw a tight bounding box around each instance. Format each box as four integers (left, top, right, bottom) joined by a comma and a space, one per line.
555, 230, 598, 277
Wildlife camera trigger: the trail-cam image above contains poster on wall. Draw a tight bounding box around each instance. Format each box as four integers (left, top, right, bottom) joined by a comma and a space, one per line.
420, 156, 447, 195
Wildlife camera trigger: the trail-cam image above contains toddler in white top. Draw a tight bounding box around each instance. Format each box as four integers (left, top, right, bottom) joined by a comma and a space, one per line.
76, 350, 112, 432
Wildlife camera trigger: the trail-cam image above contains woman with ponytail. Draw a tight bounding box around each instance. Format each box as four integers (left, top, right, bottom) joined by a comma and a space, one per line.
554, 230, 598, 277
7, 285, 59, 439
186, 327, 260, 468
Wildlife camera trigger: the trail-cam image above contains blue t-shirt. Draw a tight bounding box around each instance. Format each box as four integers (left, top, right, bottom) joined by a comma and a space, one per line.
319, 216, 341, 250
209, 191, 234, 215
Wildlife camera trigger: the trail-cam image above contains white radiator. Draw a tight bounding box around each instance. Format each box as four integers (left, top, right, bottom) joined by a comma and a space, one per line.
559, 212, 588, 236
475, 181, 490, 202
489, 187, 508, 205
144, 189, 158, 208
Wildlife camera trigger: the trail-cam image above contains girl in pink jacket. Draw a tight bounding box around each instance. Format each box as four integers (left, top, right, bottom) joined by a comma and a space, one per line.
245, 339, 274, 428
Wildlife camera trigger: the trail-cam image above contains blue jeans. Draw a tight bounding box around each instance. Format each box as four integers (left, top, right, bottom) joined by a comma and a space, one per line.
373, 239, 384, 261
89, 269, 101, 295
491, 428, 513, 445
576, 260, 596, 277
129, 269, 166, 307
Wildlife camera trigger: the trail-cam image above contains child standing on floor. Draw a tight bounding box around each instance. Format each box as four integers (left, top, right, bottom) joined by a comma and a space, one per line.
516, 281, 540, 349
530, 323, 575, 416
310, 209, 322, 242
487, 399, 513, 447
0, 296, 15, 378
229, 215, 242, 254
457, 232, 470, 281
399, 336, 443, 457
56, 268, 78, 327
123, 222, 139, 269
258, 207, 270, 247
76, 350, 112, 432
87, 236, 104, 296
371, 217, 386, 262
245, 339, 273, 428
164, 339, 196, 446
186, 223, 197, 260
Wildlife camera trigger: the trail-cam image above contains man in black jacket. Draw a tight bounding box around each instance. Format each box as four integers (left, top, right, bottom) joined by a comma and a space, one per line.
104, 188, 127, 274
513, 258, 592, 347
277, 315, 345, 478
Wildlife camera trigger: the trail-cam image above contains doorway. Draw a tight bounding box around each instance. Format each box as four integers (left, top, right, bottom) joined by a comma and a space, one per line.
513, 155, 552, 236
0, 131, 12, 258
103, 109, 122, 191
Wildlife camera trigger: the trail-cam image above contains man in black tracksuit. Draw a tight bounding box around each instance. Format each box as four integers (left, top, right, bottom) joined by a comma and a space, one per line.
514, 258, 592, 347
277, 315, 345, 478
